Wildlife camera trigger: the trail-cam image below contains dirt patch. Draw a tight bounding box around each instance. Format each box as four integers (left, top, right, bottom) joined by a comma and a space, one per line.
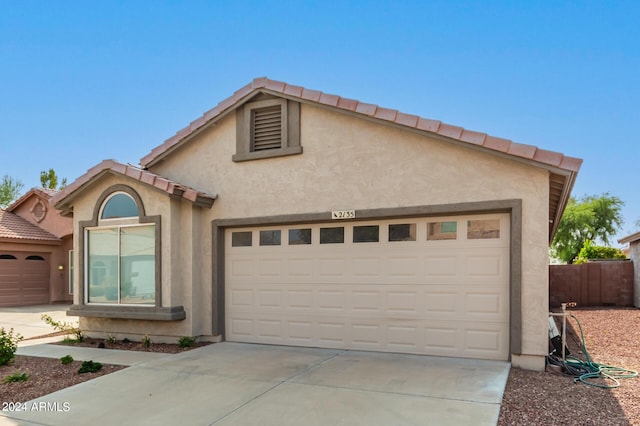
54, 337, 213, 354
1, 357, 125, 404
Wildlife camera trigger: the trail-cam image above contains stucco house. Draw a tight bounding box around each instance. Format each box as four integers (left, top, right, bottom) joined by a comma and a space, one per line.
51, 78, 581, 370
0, 188, 73, 306
618, 232, 640, 307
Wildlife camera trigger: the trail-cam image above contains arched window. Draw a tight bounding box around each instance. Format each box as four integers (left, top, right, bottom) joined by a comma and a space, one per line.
0, 254, 17, 260
100, 193, 139, 219
26, 255, 45, 261
86, 188, 156, 306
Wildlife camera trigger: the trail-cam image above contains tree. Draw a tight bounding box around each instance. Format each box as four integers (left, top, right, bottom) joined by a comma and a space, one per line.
0, 175, 24, 208
40, 168, 67, 190
574, 240, 626, 264
551, 193, 624, 264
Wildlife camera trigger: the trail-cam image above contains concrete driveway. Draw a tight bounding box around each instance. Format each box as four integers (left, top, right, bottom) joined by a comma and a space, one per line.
2, 341, 509, 426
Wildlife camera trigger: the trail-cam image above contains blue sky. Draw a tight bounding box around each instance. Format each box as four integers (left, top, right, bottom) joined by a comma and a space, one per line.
1, 1, 638, 244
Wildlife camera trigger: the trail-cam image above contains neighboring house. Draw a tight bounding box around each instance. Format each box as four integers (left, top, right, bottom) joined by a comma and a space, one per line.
51, 78, 582, 370
0, 188, 73, 306
618, 232, 640, 307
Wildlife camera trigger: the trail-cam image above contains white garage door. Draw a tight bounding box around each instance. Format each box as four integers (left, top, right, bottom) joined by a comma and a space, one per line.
225, 214, 510, 360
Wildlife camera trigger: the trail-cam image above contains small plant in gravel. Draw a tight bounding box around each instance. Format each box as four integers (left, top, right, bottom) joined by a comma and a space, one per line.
141, 334, 152, 348
41, 314, 84, 342
3, 371, 29, 383
0, 327, 23, 366
78, 360, 102, 374
178, 336, 197, 348
60, 355, 74, 365
106, 334, 117, 344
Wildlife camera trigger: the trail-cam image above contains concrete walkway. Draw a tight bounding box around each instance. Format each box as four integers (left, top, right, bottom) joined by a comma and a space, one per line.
16, 343, 171, 366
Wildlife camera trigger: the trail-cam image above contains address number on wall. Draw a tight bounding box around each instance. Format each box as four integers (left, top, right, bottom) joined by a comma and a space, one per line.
331, 210, 356, 220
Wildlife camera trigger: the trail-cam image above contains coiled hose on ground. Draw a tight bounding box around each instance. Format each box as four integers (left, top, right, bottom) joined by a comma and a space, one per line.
546, 314, 638, 388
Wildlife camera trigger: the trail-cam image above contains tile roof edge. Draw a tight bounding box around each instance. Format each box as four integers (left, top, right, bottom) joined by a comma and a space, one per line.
51, 159, 217, 210
139, 77, 582, 174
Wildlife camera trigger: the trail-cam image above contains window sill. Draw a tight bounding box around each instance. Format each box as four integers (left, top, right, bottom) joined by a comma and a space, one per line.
66, 305, 186, 321
232, 146, 302, 162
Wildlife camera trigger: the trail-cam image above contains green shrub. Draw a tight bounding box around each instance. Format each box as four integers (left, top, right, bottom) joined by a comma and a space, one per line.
141, 334, 152, 348
178, 336, 197, 348
0, 327, 23, 366
60, 355, 74, 365
41, 314, 84, 342
3, 372, 28, 383
78, 360, 102, 374
574, 240, 627, 264
106, 334, 117, 344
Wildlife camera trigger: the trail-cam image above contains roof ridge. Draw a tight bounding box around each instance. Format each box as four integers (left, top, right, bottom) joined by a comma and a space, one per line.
139, 77, 582, 173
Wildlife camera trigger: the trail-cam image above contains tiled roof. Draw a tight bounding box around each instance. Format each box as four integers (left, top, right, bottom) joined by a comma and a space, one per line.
51, 160, 217, 214
0, 209, 61, 242
7, 187, 58, 213
140, 77, 583, 174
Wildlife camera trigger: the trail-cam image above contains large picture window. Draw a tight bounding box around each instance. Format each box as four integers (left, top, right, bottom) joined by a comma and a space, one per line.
85, 191, 157, 305
86, 224, 155, 305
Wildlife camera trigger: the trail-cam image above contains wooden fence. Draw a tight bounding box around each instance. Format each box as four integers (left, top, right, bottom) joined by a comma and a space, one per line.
549, 260, 634, 307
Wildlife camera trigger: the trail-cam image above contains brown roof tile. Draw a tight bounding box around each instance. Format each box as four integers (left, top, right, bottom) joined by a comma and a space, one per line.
283, 84, 304, 97
0, 209, 61, 242
355, 102, 378, 116
300, 88, 322, 102
51, 160, 217, 211
318, 93, 340, 107
416, 118, 441, 132
460, 130, 487, 145
395, 112, 419, 128
373, 107, 398, 121
483, 135, 512, 152
337, 97, 358, 111
437, 123, 464, 139
508, 142, 537, 159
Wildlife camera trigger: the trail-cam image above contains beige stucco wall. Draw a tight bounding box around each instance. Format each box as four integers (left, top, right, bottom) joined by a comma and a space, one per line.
67, 102, 551, 366
148, 103, 551, 368
68, 174, 212, 342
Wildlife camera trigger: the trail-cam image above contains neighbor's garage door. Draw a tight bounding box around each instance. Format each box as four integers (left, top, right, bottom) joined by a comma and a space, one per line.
0, 253, 50, 307
225, 214, 510, 360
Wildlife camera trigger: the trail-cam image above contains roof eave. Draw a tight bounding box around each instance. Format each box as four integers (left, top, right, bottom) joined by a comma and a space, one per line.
619, 231, 640, 245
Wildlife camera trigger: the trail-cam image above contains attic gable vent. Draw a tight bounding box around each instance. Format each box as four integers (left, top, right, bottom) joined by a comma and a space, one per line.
252, 104, 283, 151
233, 96, 301, 162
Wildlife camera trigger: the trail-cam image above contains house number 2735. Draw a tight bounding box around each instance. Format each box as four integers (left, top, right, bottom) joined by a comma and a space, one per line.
331, 210, 356, 220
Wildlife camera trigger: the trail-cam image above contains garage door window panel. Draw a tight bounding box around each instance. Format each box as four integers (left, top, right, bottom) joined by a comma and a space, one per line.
320, 227, 344, 244
467, 219, 500, 239
353, 225, 379, 243
232, 231, 253, 247
260, 230, 281, 246
427, 221, 457, 241
289, 228, 312, 245
389, 224, 416, 242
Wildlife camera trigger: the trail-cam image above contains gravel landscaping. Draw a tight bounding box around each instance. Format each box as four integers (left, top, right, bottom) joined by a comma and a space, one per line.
498, 307, 640, 425
2, 307, 638, 424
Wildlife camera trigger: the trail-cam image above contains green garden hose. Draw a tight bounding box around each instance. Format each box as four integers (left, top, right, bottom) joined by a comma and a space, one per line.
546, 314, 638, 389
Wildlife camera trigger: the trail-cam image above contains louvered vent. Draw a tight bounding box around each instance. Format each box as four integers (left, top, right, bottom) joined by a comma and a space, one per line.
251, 105, 282, 151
